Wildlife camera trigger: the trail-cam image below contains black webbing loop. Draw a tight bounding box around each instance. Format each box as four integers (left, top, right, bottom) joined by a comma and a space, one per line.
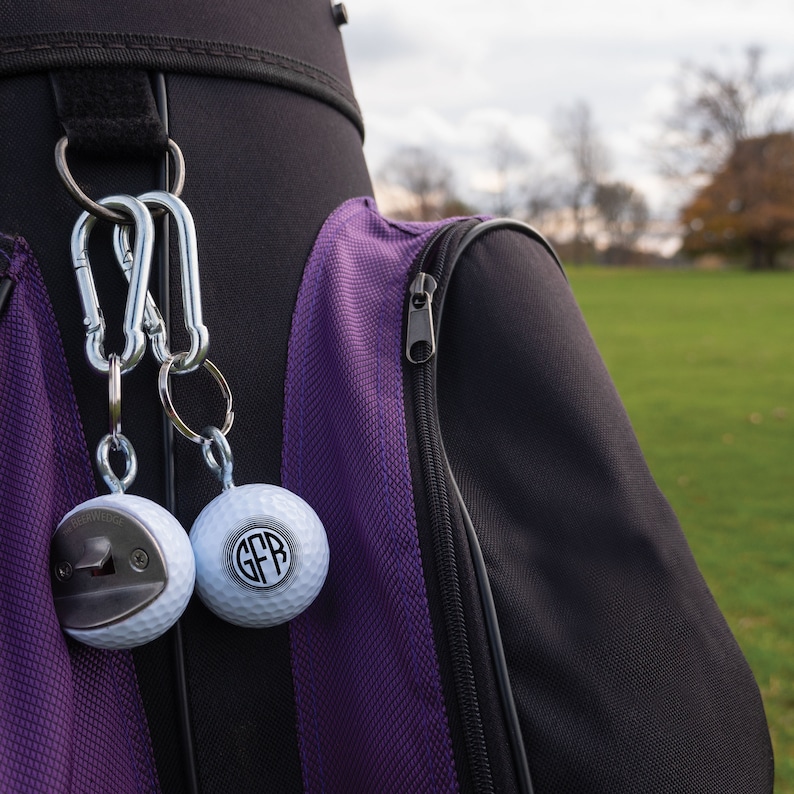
50, 69, 168, 157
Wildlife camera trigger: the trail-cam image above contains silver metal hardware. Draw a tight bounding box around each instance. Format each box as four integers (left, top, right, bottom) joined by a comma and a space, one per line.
200, 425, 235, 491
50, 506, 168, 630
406, 272, 438, 364
96, 432, 138, 494
112, 230, 170, 367
55, 136, 186, 224
114, 191, 209, 373
55, 561, 73, 582
130, 549, 150, 570
158, 353, 234, 444
71, 195, 154, 373
74, 537, 112, 571
108, 354, 122, 443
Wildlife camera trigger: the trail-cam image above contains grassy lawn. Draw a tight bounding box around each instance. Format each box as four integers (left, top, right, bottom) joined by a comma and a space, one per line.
567, 266, 794, 791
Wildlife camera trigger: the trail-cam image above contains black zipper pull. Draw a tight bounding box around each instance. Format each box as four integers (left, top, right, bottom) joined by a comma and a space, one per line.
406, 272, 438, 364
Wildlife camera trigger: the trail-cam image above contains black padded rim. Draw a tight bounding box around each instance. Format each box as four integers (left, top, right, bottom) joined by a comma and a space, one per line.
0, 31, 364, 138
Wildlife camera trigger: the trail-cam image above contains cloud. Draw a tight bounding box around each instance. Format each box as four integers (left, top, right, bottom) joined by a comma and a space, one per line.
342, 12, 420, 64
343, 0, 794, 218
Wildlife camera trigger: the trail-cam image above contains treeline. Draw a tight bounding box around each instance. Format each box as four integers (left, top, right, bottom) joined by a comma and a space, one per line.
376, 48, 794, 269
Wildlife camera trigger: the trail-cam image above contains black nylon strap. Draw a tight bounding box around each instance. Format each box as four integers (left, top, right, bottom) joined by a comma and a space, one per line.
50, 68, 168, 156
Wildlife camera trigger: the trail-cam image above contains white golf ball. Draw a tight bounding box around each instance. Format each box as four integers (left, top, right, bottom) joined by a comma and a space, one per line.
58, 493, 195, 650
190, 483, 329, 628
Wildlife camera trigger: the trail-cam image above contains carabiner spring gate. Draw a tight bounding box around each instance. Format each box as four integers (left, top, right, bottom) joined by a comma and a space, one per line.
71, 195, 154, 374
113, 190, 209, 374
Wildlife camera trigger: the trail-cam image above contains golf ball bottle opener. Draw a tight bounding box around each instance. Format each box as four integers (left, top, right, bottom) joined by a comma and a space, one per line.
51, 356, 195, 650
51, 195, 195, 650
172, 420, 329, 628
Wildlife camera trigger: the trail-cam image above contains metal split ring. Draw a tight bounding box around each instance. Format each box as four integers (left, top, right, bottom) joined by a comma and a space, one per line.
96, 433, 138, 494
158, 354, 234, 444
108, 354, 122, 442
55, 136, 186, 224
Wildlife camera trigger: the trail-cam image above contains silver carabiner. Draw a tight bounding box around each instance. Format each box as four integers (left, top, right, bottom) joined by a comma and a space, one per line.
71, 195, 154, 374
114, 190, 208, 374
112, 230, 169, 365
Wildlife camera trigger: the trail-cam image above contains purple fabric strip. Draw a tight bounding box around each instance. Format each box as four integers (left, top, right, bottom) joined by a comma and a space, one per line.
282, 198, 459, 793
0, 236, 160, 793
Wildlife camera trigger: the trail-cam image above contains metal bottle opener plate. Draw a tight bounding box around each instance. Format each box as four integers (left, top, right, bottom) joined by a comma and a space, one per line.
51, 504, 167, 629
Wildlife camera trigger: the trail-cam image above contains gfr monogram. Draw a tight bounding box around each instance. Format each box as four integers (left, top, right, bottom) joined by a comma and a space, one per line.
224, 518, 300, 593
235, 531, 289, 585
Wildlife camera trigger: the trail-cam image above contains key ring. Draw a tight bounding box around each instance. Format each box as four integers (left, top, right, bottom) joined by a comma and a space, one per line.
158, 353, 234, 444
55, 136, 186, 224
108, 354, 122, 445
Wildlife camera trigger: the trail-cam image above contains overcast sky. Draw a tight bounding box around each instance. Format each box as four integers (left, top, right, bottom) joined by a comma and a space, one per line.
342, 0, 793, 218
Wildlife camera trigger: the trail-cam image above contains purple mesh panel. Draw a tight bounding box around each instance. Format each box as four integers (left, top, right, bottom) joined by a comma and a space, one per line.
0, 236, 160, 793
282, 198, 459, 793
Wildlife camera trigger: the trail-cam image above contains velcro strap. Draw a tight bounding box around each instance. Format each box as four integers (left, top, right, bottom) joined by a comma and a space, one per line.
50, 69, 168, 157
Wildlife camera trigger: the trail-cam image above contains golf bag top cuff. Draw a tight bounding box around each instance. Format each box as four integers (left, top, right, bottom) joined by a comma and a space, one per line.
0, 31, 364, 139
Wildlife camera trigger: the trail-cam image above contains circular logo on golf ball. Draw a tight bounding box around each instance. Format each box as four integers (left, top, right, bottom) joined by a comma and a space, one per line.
222, 517, 301, 595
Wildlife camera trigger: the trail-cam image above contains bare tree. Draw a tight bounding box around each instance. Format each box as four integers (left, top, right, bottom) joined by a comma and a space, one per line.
656, 46, 794, 184
594, 181, 650, 251
378, 146, 455, 220
488, 128, 529, 217
554, 100, 610, 261
519, 172, 566, 236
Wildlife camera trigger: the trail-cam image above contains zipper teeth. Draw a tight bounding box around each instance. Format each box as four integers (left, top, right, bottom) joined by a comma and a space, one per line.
413, 363, 493, 792
411, 220, 494, 793
414, 223, 457, 276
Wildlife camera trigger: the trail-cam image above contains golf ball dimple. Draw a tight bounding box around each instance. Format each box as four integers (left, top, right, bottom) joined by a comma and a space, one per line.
60, 493, 195, 650
190, 483, 329, 628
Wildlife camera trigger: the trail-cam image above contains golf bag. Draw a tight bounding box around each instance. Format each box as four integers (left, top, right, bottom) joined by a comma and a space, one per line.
0, 1, 773, 792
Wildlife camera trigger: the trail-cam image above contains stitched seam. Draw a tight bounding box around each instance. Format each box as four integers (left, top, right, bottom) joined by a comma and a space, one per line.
298, 620, 326, 794
286, 200, 367, 497
0, 38, 357, 103
286, 202, 370, 793
376, 262, 441, 793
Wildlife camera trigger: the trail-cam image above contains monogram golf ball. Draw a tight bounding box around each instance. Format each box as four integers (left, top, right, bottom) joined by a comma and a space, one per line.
189, 483, 329, 627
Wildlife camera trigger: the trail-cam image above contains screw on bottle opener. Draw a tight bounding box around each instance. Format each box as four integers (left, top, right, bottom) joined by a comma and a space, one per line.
113, 191, 209, 374
50, 504, 170, 631
71, 194, 154, 374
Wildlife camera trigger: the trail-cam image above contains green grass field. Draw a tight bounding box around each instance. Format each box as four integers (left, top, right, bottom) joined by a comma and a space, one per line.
566, 266, 793, 791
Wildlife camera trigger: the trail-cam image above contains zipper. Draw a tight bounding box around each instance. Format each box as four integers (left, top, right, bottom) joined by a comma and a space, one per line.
406, 219, 550, 794
406, 218, 496, 793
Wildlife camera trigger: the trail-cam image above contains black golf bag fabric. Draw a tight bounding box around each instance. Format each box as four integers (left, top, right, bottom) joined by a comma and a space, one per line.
0, 1, 773, 791
430, 225, 773, 791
